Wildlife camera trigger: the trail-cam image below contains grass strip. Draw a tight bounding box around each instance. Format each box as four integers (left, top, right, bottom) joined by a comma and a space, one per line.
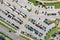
0, 22, 16, 33
20, 34, 30, 40
19, 33, 35, 40
45, 20, 58, 40
44, 2, 60, 9
45, 27, 58, 40
0, 32, 13, 40
0, 18, 17, 30
0, 19, 16, 33
28, 0, 41, 6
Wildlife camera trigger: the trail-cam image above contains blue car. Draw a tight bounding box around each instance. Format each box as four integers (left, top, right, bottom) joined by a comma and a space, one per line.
34, 29, 39, 35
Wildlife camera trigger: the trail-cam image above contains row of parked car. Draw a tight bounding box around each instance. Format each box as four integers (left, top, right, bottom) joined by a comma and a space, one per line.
28, 18, 36, 24
2, 2, 27, 18
29, 18, 46, 31
46, 13, 56, 16
12, 0, 18, 3
44, 19, 52, 25
6, 20, 19, 29
0, 9, 9, 16
0, 8, 23, 25
21, 31, 38, 40
24, 24, 43, 37
0, 16, 6, 20
0, 9, 24, 29
12, 17, 23, 24
35, 23, 46, 31
15, 9, 27, 18
0, 15, 19, 29
3, 2, 27, 18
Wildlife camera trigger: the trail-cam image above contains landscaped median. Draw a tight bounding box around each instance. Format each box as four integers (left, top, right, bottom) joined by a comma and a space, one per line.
0, 18, 17, 33
19, 33, 36, 40
19, 31, 38, 40
0, 32, 13, 40
45, 27, 58, 40
45, 20, 58, 40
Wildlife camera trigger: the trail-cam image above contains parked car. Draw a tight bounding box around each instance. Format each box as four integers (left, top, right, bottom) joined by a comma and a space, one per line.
34, 29, 39, 35
25, 24, 34, 31
4, 2, 11, 6
38, 33, 43, 37
8, 15, 12, 18
29, 18, 36, 24
0, 9, 8, 15
44, 19, 52, 25
5, 10, 10, 13
0, 16, 6, 20
20, 13, 27, 18
17, 17, 23, 24
11, 23, 19, 29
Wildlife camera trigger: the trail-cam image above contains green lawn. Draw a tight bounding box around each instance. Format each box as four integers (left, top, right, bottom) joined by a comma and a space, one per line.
0, 18, 17, 30
19, 34, 30, 40
28, 0, 40, 6
0, 18, 16, 33
45, 27, 58, 40
28, 0, 60, 8
44, 2, 60, 8
0, 32, 13, 40
45, 20, 58, 40
20, 31, 38, 40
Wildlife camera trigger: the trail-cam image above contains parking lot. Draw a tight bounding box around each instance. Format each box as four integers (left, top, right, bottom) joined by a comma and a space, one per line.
0, 0, 60, 40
